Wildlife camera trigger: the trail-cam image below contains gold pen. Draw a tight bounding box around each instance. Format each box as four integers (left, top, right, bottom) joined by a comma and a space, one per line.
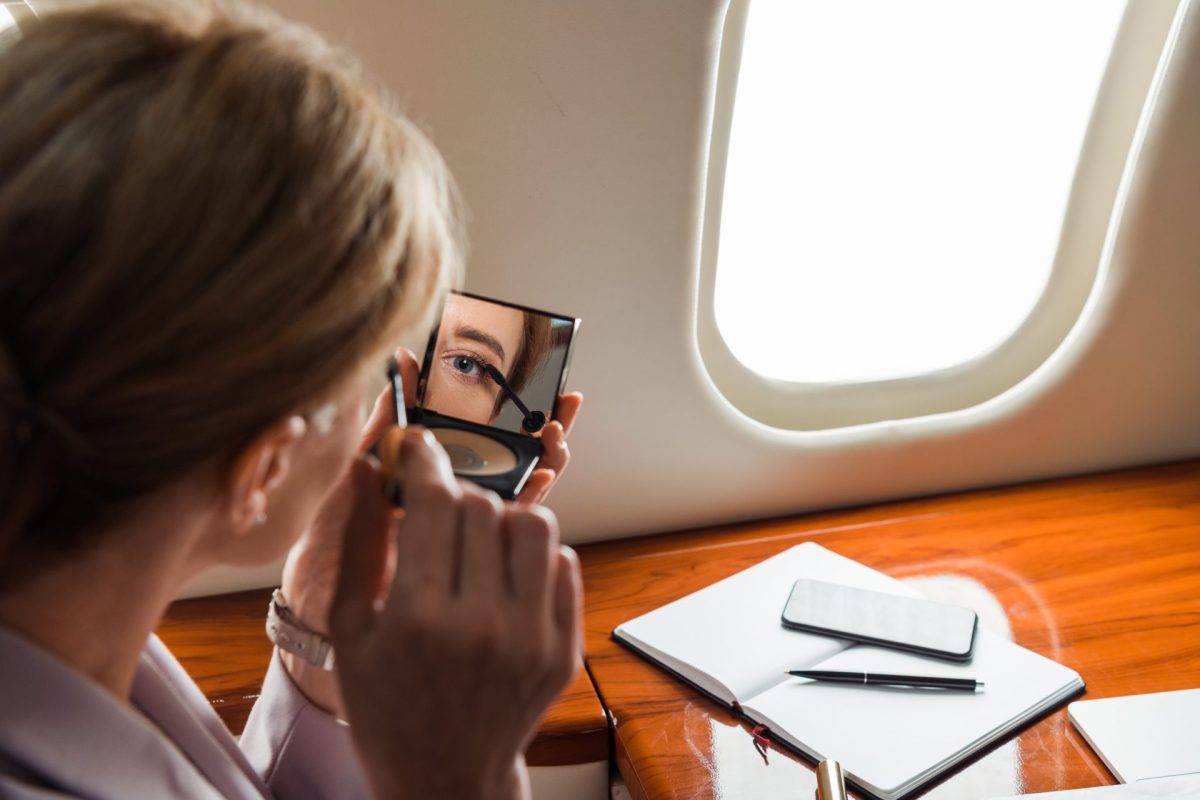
816, 758, 848, 800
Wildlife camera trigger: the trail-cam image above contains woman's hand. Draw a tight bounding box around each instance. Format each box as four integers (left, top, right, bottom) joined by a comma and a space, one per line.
278, 347, 581, 717
275, 351, 421, 714
330, 432, 582, 800
515, 391, 582, 506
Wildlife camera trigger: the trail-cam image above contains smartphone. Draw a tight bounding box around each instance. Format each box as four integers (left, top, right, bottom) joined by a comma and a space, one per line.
781, 579, 978, 662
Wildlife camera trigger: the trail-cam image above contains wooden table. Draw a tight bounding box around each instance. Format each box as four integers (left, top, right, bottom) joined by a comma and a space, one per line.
576, 460, 1200, 799
158, 588, 609, 768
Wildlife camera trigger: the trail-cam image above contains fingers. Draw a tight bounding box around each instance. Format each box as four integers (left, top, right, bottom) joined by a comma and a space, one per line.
500, 505, 580, 687
514, 393, 580, 505
329, 459, 395, 640
458, 484, 504, 598
398, 348, 420, 407
358, 348, 423, 453
391, 428, 460, 594
358, 384, 396, 453
506, 506, 556, 613
515, 420, 567, 506
330, 449, 578, 795
379, 415, 573, 660
538, 421, 570, 475
553, 546, 584, 677
516, 469, 556, 506
554, 392, 583, 436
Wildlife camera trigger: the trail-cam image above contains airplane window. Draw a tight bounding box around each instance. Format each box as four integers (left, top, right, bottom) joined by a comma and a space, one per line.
0, 2, 33, 37
712, 0, 1125, 386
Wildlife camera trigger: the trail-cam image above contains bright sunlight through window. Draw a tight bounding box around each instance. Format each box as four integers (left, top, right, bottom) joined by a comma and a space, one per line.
0, 6, 17, 34
714, 1, 1125, 384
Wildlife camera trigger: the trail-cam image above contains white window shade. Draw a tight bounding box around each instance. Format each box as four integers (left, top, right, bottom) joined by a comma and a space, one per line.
696, 0, 1177, 430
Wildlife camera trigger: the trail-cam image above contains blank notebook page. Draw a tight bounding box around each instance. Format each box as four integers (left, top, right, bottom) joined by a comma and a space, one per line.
744, 629, 1082, 796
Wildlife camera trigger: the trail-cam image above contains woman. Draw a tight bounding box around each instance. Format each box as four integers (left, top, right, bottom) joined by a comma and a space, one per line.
0, 2, 582, 798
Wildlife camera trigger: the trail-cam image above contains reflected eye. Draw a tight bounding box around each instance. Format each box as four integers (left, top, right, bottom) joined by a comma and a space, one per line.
441, 351, 491, 386
452, 355, 480, 376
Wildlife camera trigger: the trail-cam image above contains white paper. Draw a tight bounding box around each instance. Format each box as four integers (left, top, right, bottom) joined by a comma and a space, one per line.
612, 542, 1085, 800
1069, 689, 1200, 783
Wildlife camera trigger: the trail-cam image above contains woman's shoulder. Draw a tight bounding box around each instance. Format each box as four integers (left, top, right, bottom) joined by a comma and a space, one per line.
0, 627, 233, 799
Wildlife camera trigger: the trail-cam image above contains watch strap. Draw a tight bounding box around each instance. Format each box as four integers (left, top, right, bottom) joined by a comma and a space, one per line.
265, 588, 336, 671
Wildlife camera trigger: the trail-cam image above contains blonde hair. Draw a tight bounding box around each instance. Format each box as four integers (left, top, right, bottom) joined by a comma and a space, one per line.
0, 1, 462, 558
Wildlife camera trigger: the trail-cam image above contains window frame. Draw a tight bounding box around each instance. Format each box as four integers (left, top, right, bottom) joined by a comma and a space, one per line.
695, 0, 1182, 431
0, 1, 35, 35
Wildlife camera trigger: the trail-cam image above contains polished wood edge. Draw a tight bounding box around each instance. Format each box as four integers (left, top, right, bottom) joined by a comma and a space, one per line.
525, 723, 611, 767
527, 667, 611, 766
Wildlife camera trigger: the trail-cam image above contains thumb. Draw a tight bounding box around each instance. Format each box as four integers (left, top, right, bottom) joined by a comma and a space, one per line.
398, 347, 420, 408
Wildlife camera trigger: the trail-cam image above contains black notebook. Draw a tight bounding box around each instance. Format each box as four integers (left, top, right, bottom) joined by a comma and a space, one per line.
612, 543, 1084, 800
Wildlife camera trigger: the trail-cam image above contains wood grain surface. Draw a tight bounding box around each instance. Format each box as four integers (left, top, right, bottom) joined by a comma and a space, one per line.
576, 460, 1200, 799
157, 590, 609, 767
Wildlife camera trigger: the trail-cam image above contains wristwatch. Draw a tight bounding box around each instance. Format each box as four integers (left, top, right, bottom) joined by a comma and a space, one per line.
265, 589, 336, 671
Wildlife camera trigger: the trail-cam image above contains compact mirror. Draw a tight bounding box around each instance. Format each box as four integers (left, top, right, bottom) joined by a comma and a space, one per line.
410, 292, 579, 498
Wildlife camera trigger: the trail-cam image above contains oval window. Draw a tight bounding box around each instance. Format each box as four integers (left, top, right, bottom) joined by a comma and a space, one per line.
713, 0, 1126, 385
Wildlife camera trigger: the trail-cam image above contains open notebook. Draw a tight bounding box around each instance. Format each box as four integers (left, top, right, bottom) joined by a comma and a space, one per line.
613, 543, 1084, 800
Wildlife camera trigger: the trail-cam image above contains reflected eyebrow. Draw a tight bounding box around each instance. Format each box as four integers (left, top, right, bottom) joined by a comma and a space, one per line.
454, 325, 506, 366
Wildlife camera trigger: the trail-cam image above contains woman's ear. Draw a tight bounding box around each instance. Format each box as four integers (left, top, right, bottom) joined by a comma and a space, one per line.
226, 415, 307, 532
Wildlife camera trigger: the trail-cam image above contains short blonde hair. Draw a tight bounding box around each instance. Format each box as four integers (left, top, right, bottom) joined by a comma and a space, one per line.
0, 1, 462, 557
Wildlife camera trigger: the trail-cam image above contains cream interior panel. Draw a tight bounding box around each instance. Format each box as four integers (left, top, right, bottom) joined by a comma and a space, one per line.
184, 0, 1200, 597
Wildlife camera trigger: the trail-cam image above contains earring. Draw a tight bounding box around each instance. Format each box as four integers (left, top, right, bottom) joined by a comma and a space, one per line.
253, 511, 268, 527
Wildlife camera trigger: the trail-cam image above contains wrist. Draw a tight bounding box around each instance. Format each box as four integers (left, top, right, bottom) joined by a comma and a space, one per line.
266, 588, 343, 716
279, 647, 345, 717
266, 589, 335, 670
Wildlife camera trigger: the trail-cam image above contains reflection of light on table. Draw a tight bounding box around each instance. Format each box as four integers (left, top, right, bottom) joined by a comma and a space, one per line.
693, 702, 818, 800
893, 557, 1074, 795
902, 574, 1020, 800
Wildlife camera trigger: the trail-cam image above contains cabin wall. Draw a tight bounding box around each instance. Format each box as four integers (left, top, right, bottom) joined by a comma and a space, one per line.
183, 0, 1200, 597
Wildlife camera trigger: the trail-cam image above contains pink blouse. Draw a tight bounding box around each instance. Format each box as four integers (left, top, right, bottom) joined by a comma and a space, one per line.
0, 627, 368, 798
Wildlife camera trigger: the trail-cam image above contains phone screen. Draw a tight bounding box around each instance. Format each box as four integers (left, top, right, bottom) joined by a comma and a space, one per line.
781, 579, 978, 661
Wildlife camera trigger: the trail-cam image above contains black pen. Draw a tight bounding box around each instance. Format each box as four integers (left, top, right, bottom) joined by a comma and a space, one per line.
787, 670, 984, 692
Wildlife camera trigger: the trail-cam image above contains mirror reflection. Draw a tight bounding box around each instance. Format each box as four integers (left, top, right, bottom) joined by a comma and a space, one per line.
419, 293, 575, 434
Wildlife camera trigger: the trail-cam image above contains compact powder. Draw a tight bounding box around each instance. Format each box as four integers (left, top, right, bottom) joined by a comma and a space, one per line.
431, 427, 519, 476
